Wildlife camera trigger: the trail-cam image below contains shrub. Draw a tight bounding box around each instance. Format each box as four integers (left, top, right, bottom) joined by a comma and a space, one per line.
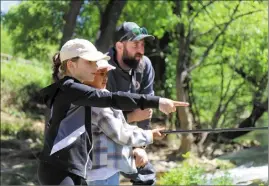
1, 60, 51, 118
159, 162, 207, 185
159, 152, 234, 185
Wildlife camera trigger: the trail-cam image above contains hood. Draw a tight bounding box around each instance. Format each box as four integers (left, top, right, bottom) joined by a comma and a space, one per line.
40, 79, 62, 109
40, 76, 80, 108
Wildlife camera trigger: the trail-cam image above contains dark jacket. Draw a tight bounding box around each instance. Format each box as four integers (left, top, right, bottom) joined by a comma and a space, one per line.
39, 76, 159, 179
106, 47, 155, 129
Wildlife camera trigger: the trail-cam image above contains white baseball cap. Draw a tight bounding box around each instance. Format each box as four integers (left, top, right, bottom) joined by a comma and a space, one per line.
59, 38, 110, 62
96, 60, 116, 71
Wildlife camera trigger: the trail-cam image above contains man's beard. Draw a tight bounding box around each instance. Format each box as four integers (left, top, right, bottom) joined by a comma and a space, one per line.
122, 48, 142, 69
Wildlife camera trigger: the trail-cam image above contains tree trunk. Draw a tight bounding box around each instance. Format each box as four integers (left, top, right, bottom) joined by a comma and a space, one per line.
59, 0, 83, 48
172, 1, 194, 154
95, 0, 127, 53
176, 76, 194, 154
176, 22, 194, 154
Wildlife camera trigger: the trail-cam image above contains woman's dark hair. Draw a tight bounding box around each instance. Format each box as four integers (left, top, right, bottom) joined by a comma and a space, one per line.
52, 53, 79, 82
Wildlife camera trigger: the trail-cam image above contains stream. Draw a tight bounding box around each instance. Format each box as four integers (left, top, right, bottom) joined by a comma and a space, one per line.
208, 130, 268, 185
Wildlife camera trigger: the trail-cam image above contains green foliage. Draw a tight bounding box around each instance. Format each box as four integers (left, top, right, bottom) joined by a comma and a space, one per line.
2, 0, 268, 139
160, 152, 234, 185
161, 1, 268, 128
159, 164, 207, 185
3, 1, 68, 59
210, 172, 233, 185
1, 61, 51, 113
1, 119, 43, 142
1, 25, 13, 54
120, 1, 179, 39
1, 120, 23, 137
75, 2, 101, 43
164, 41, 178, 100
234, 112, 268, 146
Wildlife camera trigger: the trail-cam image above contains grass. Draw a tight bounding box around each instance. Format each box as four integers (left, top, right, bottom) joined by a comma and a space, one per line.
1, 60, 51, 118
1, 111, 44, 142
1, 60, 51, 92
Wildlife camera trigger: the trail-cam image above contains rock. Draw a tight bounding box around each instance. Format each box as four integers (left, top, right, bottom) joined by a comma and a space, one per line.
154, 163, 167, 172
0, 148, 16, 156
213, 149, 224, 156
167, 161, 178, 169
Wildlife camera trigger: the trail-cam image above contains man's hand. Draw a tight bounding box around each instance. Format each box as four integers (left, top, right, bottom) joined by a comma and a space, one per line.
133, 148, 148, 168
127, 108, 153, 123
159, 98, 189, 115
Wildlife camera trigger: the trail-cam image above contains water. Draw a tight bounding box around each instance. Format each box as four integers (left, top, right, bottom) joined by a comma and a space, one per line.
206, 164, 268, 185
208, 145, 268, 185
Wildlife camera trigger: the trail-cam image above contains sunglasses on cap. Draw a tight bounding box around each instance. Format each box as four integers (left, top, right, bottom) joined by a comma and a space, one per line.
119, 27, 149, 41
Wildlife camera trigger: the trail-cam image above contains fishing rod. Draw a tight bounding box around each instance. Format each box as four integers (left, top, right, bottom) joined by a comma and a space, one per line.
161, 126, 268, 134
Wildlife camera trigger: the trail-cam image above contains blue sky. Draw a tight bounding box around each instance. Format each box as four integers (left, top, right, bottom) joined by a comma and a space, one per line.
1, 1, 21, 13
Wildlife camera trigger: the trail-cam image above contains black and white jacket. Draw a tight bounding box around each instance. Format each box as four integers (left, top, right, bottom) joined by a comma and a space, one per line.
39, 76, 159, 179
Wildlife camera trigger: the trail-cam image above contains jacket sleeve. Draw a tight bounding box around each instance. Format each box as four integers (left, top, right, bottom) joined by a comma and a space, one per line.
92, 107, 153, 147
60, 78, 159, 111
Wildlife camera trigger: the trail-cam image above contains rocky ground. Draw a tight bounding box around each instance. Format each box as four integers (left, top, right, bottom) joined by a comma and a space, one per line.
1, 111, 265, 185
0, 134, 265, 185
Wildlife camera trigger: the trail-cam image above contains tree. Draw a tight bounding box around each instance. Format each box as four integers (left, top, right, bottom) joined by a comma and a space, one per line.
162, 0, 267, 154
3, 0, 268, 156
188, 1, 267, 149
60, 0, 84, 48
95, 0, 127, 52
3, 1, 68, 59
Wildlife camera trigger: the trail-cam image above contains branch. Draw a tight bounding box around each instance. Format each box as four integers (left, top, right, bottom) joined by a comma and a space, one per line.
260, 74, 268, 86
211, 70, 237, 128
189, 0, 215, 24
222, 70, 237, 101
231, 66, 259, 87
218, 107, 230, 128
220, 59, 225, 101
197, 62, 223, 70
187, 0, 215, 42
211, 42, 242, 128
219, 97, 268, 139
197, 0, 222, 31
189, 81, 201, 125
196, 36, 227, 72
188, 2, 241, 72
219, 37, 227, 98
222, 82, 245, 114
193, 9, 264, 40
212, 82, 244, 128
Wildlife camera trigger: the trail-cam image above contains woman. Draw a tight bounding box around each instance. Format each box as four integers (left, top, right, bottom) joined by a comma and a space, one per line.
37, 38, 189, 185
85, 62, 166, 185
